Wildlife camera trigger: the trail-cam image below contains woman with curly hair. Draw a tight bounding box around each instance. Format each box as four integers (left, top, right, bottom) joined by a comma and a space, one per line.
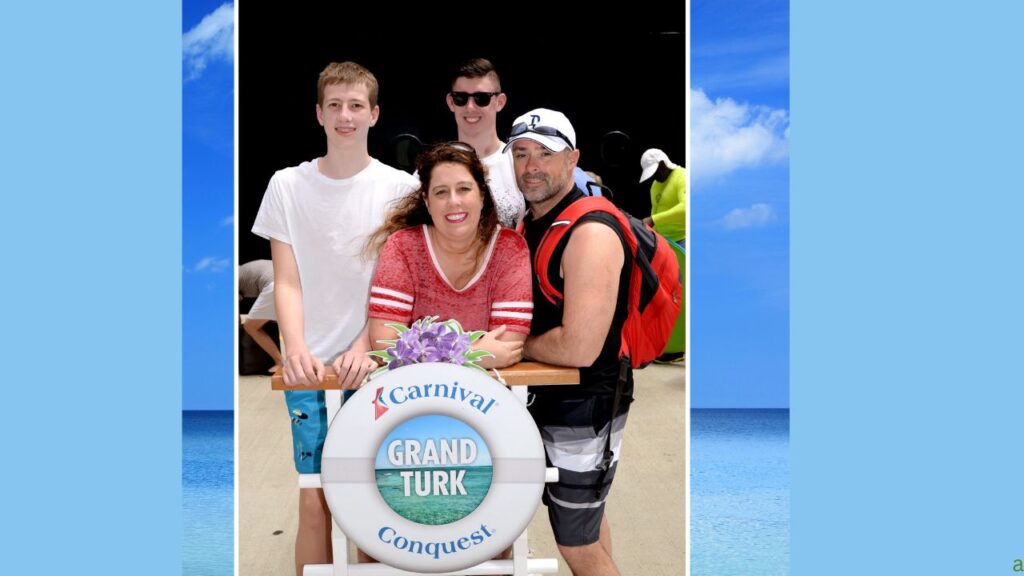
364, 142, 533, 369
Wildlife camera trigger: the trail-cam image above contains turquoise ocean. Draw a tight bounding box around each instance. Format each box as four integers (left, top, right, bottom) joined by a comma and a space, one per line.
376, 466, 493, 525
691, 409, 789, 576
183, 410, 233, 576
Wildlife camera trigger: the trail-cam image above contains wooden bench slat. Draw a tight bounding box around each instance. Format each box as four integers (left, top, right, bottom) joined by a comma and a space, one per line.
270, 361, 579, 390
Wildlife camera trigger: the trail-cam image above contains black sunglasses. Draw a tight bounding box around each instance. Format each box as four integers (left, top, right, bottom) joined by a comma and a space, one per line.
450, 91, 501, 107
509, 122, 575, 150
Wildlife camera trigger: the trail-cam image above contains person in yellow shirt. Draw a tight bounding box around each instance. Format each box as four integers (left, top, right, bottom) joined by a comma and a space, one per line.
639, 148, 686, 361
639, 148, 685, 241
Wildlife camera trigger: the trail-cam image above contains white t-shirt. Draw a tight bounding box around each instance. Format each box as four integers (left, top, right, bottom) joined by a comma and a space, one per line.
239, 259, 276, 321
252, 158, 418, 362
481, 148, 526, 229
246, 283, 277, 321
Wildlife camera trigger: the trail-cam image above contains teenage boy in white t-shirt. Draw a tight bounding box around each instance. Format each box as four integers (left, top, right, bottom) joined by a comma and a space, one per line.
252, 61, 418, 576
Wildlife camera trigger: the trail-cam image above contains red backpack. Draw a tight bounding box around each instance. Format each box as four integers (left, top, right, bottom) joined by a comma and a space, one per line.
529, 196, 682, 369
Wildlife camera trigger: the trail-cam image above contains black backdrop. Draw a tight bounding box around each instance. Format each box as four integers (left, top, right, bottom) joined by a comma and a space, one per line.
239, 6, 686, 262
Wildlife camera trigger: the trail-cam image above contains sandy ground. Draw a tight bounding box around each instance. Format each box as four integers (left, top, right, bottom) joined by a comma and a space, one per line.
239, 363, 686, 575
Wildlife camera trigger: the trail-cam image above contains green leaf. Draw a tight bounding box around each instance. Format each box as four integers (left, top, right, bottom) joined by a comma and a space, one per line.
385, 323, 410, 334
442, 319, 465, 334
467, 330, 487, 342
414, 315, 438, 330
465, 350, 495, 361
367, 351, 392, 360
463, 362, 489, 374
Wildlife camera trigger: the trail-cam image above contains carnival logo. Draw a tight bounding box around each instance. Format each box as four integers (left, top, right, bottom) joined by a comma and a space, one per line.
373, 387, 388, 420
373, 380, 497, 420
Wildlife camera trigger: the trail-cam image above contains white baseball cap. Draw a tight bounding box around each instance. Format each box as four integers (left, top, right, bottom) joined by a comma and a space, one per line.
503, 108, 576, 153
639, 148, 678, 182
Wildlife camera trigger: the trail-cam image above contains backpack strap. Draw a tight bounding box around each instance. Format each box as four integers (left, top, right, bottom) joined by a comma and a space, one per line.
534, 197, 638, 363
533, 196, 631, 306
595, 356, 630, 495
583, 181, 615, 200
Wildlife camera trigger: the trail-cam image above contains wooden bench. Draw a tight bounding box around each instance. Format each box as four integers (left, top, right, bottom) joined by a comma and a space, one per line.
271, 361, 579, 390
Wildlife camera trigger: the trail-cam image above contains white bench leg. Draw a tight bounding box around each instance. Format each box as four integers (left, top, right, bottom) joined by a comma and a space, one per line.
332, 518, 349, 576
512, 530, 529, 576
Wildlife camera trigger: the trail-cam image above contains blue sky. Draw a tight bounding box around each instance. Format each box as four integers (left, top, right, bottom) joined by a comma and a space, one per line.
691, 0, 790, 408
183, 1, 234, 409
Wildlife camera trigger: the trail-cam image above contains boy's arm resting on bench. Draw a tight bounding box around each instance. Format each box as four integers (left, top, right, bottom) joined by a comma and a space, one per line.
331, 323, 376, 390
271, 238, 324, 386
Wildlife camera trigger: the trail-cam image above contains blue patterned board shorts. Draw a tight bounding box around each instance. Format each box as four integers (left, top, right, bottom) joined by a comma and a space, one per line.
285, 389, 355, 474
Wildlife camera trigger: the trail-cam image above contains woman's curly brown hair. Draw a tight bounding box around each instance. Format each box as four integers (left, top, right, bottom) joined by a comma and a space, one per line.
364, 142, 499, 260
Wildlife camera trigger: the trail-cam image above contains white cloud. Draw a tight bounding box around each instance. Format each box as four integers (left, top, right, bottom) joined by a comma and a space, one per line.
722, 203, 776, 231
193, 256, 230, 273
183, 3, 234, 82
221, 215, 234, 227
691, 88, 789, 180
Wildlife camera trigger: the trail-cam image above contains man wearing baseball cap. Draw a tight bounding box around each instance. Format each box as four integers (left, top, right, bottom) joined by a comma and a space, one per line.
639, 148, 686, 361
638, 148, 685, 241
507, 108, 632, 576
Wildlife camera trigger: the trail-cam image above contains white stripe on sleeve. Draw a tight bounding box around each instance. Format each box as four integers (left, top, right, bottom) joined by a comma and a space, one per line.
370, 286, 414, 302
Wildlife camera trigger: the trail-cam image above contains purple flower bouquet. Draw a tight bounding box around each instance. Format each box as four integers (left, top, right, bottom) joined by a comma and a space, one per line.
368, 316, 494, 376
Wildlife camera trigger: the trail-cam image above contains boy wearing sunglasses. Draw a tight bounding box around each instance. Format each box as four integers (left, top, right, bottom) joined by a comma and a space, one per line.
445, 58, 526, 229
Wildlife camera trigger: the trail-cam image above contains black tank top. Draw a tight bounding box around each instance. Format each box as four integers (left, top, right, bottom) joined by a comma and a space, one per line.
523, 187, 634, 399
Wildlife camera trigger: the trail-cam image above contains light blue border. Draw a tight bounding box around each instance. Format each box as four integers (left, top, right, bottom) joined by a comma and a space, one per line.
2, 3, 182, 574
792, 2, 1024, 574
